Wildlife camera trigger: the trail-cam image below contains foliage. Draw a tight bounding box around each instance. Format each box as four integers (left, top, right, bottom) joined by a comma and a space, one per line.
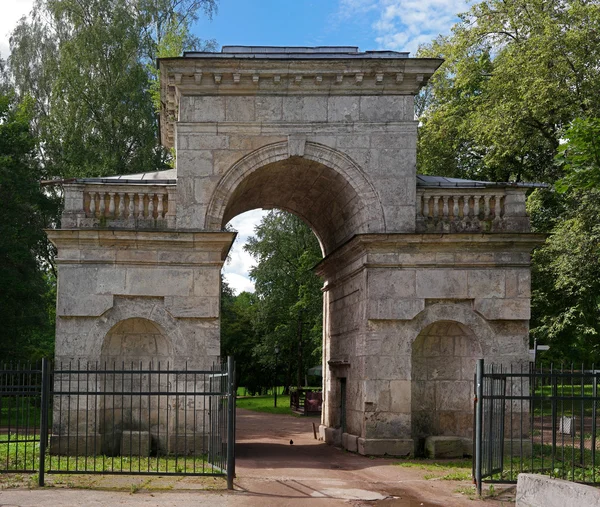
556, 117, 600, 192
0, 90, 58, 360
417, 0, 600, 183
221, 212, 323, 393
529, 189, 600, 364
236, 395, 295, 416
8, 0, 217, 178
245, 211, 323, 391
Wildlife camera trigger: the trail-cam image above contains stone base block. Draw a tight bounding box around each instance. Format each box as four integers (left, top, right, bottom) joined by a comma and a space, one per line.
121, 431, 150, 456
342, 432, 358, 452
49, 434, 102, 456
324, 427, 342, 446
358, 438, 413, 457
168, 434, 208, 455
425, 436, 464, 459
517, 473, 600, 507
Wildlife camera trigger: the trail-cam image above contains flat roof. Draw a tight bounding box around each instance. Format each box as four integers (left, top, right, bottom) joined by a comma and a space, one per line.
184, 45, 410, 59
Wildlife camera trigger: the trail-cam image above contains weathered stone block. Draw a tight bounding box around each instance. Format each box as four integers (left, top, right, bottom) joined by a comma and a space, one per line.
49, 434, 102, 456
121, 431, 151, 457
425, 436, 464, 459
324, 427, 342, 446
358, 438, 413, 457
342, 432, 358, 452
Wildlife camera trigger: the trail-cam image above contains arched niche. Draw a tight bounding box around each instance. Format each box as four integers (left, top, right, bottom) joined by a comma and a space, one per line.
100, 317, 172, 368
98, 317, 172, 456
411, 320, 482, 440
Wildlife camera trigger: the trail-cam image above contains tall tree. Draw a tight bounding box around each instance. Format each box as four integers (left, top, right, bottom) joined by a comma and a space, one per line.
417, 0, 600, 183
245, 211, 323, 390
0, 89, 58, 360
8, 0, 217, 178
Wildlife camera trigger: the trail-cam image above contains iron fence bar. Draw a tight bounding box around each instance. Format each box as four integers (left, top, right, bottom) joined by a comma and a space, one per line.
593, 370, 597, 483
227, 356, 235, 490
39, 358, 49, 486
475, 358, 483, 496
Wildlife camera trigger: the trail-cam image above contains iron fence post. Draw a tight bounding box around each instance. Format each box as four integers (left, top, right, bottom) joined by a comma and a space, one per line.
38, 358, 49, 487
475, 358, 484, 497
226, 356, 235, 490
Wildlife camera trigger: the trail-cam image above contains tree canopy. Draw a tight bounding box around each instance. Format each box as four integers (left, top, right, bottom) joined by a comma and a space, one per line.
0, 89, 58, 360
9, 0, 217, 178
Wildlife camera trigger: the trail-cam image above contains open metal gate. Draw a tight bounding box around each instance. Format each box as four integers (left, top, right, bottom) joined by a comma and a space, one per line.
474, 359, 506, 495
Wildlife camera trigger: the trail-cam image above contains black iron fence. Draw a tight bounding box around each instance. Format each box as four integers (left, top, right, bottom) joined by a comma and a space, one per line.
0, 357, 236, 488
474, 359, 600, 495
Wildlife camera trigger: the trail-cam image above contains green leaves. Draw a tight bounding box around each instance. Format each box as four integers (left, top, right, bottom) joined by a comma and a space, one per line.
417, 0, 600, 184
0, 90, 58, 360
556, 117, 600, 192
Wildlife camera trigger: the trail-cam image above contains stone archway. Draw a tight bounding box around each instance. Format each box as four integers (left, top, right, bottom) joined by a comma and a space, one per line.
205, 140, 386, 255
411, 320, 481, 441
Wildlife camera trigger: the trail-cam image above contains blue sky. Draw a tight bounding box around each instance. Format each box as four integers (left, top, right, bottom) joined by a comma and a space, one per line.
192, 0, 470, 55
2, 0, 471, 294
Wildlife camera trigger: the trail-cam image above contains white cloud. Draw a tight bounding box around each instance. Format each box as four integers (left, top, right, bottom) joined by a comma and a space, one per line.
340, 0, 471, 55
222, 209, 268, 295
0, 0, 34, 58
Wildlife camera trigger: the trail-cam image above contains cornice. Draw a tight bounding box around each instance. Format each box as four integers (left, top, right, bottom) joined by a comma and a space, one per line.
158, 56, 442, 147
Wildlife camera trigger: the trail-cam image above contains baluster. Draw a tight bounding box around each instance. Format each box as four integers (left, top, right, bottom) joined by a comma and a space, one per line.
127, 193, 135, 218
89, 192, 96, 217
157, 193, 165, 218
473, 195, 481, 219
98, 192, 106, 217
432, 196, 440, 218
442, 196, 449, 218
137, 193, 145, 219
148, 193, 155, 219
108, 192, 116, 217
484, 195, 491, 219
463, 195, 470, 219
452, 195, 459, 220
118, 192, 125, 218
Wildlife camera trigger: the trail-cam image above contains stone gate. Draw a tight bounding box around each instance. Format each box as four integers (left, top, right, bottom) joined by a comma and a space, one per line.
47, 46, 544, 456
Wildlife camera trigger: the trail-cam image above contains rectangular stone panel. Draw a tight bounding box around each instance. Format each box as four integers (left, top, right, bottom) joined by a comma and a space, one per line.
416, 269, 469, 298
359, 96, 412, 122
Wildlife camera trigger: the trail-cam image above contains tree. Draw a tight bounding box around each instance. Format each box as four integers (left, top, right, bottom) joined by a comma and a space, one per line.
8, 0, 217, 178
417, 0, 600, 184
0, 89, 58, 360
244, 211, 323, 391
220, 279, 263, 394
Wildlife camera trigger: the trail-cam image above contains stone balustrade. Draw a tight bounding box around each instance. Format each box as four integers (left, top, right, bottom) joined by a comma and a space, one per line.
416, 187, 530, 233
61, 182, 177, 229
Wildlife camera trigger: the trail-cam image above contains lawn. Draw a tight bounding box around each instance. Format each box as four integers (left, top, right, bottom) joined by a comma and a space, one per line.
0, 435, 221, 475
236, 395, 294, 415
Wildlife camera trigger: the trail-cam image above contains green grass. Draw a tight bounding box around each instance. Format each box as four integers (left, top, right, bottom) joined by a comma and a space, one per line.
490, 442, 600, 483
236, 395, 295, 415
0, 435, 219, 475
394, 459, 472, 481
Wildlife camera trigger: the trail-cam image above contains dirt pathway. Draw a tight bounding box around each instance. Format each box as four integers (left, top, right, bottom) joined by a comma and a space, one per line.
233, 409, 512, 506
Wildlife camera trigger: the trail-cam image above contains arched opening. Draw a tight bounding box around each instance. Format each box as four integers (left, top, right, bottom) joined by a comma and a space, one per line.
98, 318, 173, 455
411, 321, 481, 441
206, 141, 385, 256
